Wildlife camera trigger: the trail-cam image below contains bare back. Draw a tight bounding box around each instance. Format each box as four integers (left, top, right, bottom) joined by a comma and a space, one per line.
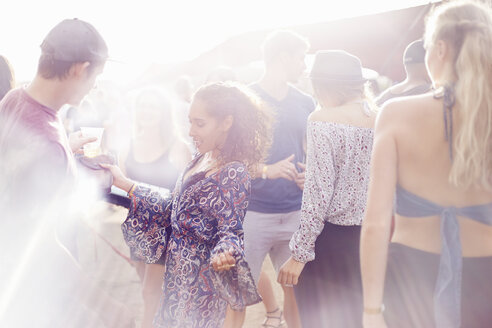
388, 93, 492, 256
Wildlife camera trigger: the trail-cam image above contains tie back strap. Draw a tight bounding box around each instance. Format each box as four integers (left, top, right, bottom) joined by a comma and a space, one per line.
433, 85, 455, 161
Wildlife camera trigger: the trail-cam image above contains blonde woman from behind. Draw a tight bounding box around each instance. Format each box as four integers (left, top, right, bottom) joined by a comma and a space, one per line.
361, 1, 492, 328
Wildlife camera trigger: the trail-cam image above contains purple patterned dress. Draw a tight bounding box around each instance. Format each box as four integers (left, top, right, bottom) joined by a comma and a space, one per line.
122, 157, 261, 328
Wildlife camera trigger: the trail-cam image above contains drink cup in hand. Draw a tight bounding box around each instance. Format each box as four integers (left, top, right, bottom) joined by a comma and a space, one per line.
80, 127, 104, 158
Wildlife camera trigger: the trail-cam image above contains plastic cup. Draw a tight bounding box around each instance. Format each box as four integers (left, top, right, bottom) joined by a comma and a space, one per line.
80, 127, 104, 158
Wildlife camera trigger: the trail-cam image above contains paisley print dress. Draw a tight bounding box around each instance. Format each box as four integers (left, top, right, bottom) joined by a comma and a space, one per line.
122, 158, 261, 328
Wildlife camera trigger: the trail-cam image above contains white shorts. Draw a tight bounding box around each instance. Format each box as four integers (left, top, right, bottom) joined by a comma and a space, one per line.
243, 210, 300, 283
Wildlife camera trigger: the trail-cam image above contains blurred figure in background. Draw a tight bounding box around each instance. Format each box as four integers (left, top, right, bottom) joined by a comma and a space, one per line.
73, 97, 102, 130
118, 86, 190, 328
361, 1, 492, 327
278, 50, 376, 328
375, 39, 431, 106
173, 76, 194, 150
60, 105, 77, 134
96, 85, 132, 156
0, 55, 15, 101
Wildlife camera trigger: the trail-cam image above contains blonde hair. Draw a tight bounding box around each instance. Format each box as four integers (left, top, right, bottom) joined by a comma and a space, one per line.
425, 0, 492, 189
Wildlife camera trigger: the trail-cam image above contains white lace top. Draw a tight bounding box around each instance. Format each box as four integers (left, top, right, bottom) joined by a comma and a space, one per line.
290, 121, 374, 263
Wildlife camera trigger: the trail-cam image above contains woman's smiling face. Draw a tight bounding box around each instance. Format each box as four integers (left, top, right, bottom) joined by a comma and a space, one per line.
188, 99, 229, 155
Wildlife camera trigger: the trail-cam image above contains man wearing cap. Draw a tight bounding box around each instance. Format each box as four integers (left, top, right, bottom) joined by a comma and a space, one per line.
0, 19, 133, 328
375, 39, 431, 106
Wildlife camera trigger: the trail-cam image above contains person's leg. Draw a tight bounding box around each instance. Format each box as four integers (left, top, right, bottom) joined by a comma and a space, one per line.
258, 270, 279, 312
258, 270, 285, 327
243, 211, 273, 283
133, 260, 146, 282
222, 306, 246, 328
240, 211, 275, 326
269, 210, 302, 328
141, 263, 166, 328
280, 285, 300, 328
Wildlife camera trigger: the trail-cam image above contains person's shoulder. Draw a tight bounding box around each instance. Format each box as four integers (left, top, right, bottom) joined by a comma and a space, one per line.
2, 87, 23, 99
307, 112, 326, 125
170, 138, 192, 169
216, 161, 249, 185
377, 91, 436, 128
288, 86, 316, 116
375, 85, 398, 106
382, 91, 435, 113
289, 85, 314, 102
0, 88, 25, 112
222, 161, 248, 174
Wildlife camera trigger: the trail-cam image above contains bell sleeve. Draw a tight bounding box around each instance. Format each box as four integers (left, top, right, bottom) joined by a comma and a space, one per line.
290, 122, 335, 263
208, 162, 262, 310
121, 184, 173, 264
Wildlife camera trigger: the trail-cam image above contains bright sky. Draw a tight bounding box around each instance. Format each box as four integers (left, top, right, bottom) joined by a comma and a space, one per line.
1, 0, 433, 84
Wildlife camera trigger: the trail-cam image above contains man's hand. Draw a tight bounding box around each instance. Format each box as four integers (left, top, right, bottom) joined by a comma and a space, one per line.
266, 154, 298, 181
69, 130, 97, 154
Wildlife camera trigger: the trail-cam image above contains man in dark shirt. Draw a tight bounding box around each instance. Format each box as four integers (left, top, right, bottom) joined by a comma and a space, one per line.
0, 19, 133, 328
240, 30, 315, 328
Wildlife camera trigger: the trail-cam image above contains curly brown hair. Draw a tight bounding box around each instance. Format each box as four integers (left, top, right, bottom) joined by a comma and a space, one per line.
192, 82, 273, 176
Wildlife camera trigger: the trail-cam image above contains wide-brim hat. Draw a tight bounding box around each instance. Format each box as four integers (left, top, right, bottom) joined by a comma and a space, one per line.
41, 18, 109, 63
309, 50, 376, 82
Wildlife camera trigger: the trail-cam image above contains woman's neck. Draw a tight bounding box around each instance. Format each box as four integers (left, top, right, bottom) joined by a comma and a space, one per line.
432, 64, 457, 89
188, 151, 219, 177
208, 145, 218, 155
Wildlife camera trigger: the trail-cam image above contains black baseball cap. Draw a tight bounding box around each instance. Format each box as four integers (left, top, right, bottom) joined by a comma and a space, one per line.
40, 18, 108, 63
403, 39, 426, 65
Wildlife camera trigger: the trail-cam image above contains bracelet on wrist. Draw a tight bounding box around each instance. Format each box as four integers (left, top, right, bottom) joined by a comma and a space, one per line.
127, 183, 136, 197
364, 304, 385, 315
261, 165, 268, 180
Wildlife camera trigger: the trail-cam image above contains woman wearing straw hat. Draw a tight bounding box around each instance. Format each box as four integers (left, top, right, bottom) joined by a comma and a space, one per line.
278, 50, 376, 327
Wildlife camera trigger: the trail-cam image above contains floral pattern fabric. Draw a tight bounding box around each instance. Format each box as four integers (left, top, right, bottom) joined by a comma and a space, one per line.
122, 159, 261, 328
290, 121, 374, 263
